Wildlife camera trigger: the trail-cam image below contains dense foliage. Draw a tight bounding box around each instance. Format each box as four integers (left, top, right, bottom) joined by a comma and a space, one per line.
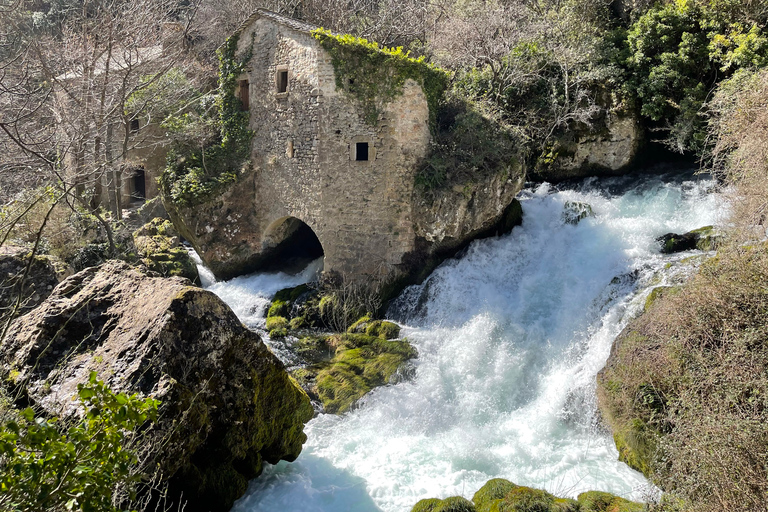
160, 33, 254, 208
0, 373, 159, 512
626, 0, 768, 152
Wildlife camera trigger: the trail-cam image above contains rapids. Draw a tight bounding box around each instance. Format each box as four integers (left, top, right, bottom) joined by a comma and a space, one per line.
199, 169, 728, 512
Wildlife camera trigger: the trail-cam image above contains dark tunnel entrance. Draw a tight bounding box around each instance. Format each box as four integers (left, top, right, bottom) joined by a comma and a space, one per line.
260, 217, 324, 274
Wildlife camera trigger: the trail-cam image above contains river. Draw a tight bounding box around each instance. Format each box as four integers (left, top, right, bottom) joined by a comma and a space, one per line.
194, 168, 728, 512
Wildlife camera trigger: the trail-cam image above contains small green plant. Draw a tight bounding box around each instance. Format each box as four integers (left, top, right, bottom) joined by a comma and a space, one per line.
0, 372, 159, 512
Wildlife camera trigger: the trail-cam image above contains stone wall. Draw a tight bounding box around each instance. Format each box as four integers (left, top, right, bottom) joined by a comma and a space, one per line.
174, 18, 431, 280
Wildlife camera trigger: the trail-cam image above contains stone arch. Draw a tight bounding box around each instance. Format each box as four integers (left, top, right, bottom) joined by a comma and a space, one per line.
259, 216, 324, 273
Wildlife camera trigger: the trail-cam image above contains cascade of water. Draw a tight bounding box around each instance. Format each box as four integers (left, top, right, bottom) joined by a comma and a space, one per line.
196, 170, 728, 512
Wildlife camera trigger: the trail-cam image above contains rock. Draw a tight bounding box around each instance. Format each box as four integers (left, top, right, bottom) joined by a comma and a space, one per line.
656, 226, 720, 254
124, 196, 169, 230
133, 218, 200, 284
0, 246, 60, 319
0, 261, 313, 512
533, 95, 642, 182
414, 479, 643, 512
562, 201, 595, 225
291, 332, 416, 414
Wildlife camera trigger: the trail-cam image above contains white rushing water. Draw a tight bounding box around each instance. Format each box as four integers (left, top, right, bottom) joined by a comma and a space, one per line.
202, 169, 728, 512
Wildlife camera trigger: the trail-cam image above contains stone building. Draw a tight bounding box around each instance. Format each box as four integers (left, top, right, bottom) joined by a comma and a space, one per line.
168, 9, 526, 285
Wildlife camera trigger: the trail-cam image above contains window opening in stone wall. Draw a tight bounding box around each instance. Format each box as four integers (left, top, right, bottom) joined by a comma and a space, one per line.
355, 142, 369, 161
132, 167, 146, 202
238, 79, 250, 110
277, 70, 288, 93
130, 119, 140, 132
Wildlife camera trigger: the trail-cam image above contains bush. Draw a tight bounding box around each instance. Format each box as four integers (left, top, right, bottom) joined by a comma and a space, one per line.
626, 0, 768, 152
0, 372, 159, 512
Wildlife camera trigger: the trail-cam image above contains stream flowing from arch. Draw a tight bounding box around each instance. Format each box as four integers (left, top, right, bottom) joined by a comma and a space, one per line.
195, 168, 729, 512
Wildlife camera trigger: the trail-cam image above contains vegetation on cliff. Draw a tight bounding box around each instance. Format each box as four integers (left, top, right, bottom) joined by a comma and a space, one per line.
597, 66, 768, 512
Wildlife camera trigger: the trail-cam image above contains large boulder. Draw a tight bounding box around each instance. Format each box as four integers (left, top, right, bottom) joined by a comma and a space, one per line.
0, 261, 313, 511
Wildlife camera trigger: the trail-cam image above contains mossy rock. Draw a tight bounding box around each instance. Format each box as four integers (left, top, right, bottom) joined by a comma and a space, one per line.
273, 284, 310, 303
314, 334, 417, 413
577, 491, 643, 512
473, 479, 518, 512
347, 315, 372, 333
412, 499, 446, 512
500, 486, 556, 512
133, 219, 199, 283
689, 225, 721, 251
552, 498, 580, 512
563, 201, 595, 225
265, 316, 289, 332
365, 320, 401, 340
411, 497, 476, 512
268, 299, 290, 318
269, 327, 288, 339
289, 316, 309, 330
612, 418, 656, 477
643, 286, 679, 311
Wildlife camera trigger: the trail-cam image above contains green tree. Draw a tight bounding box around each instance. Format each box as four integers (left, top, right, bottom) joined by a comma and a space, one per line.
0, 372, 159, 512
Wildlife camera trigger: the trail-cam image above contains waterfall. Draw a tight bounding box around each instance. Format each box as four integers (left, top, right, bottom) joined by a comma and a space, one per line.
199, 169, 728, 512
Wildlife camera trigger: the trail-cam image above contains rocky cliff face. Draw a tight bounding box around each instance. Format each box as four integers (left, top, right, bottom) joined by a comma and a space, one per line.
533, 98, 643, 182
0, 261, 313, 511
0, 246, 61, 319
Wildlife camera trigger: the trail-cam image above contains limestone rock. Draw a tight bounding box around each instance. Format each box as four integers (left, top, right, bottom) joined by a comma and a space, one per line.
0, 261, 313, 511
133, 217, 200, 284
534, 98, 642, 182
0, 246, 60, 319
656, 226, 721, 254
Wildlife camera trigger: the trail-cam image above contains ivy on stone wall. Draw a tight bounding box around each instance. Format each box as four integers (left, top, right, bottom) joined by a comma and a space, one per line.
312, 29, 449, 127
160, 33, 255, 208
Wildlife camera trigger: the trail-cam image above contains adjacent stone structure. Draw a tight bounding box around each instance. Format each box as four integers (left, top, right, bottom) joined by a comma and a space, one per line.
167, 10, 525, 284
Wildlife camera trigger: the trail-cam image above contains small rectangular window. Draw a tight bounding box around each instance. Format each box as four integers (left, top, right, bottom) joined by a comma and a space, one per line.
129, 119, 140, 132
355, 142, 369, 161
238, 79, 250, 110
277, 70, 288, 93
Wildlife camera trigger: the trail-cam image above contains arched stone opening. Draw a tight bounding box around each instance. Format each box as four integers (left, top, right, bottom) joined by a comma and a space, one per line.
260, 216, 324, 274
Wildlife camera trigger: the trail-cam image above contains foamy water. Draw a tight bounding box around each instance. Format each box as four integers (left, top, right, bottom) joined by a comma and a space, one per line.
199, 170, 728, 512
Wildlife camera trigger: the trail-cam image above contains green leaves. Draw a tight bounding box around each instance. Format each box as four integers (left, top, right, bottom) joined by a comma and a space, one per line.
0, 374, 159, 512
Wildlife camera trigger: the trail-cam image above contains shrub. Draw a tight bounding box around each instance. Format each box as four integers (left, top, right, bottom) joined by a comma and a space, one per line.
0, 372, 159, 512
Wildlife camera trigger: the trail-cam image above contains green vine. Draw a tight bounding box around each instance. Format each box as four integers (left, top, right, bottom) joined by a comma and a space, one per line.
160, 33, 255, 208
312, 29, 449, 127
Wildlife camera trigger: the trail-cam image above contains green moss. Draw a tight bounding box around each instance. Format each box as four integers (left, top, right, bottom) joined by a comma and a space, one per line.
365, 320, 401, 340
473, 479, 518, 512
268, 300, 289, 318
412, 499, 445, 512
347, 315, 372, 333
500, 486, 555, 512
577, 491, 643, 512
613, 418, 657, 477
436, 497, 476, 512
314, 334, 417, 413
265, 316, 288, 332
552, 498, 579, 512
289, 316, 308, 330
274, 284, 310, 303
312, 29, 449, 127
644, 286, 679, 311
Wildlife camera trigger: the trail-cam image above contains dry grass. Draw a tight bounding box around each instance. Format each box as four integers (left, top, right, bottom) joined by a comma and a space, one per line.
599, 67, 768, 512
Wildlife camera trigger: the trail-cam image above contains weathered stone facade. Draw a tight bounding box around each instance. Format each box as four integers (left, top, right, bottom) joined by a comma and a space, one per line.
167, 10, 526, 285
